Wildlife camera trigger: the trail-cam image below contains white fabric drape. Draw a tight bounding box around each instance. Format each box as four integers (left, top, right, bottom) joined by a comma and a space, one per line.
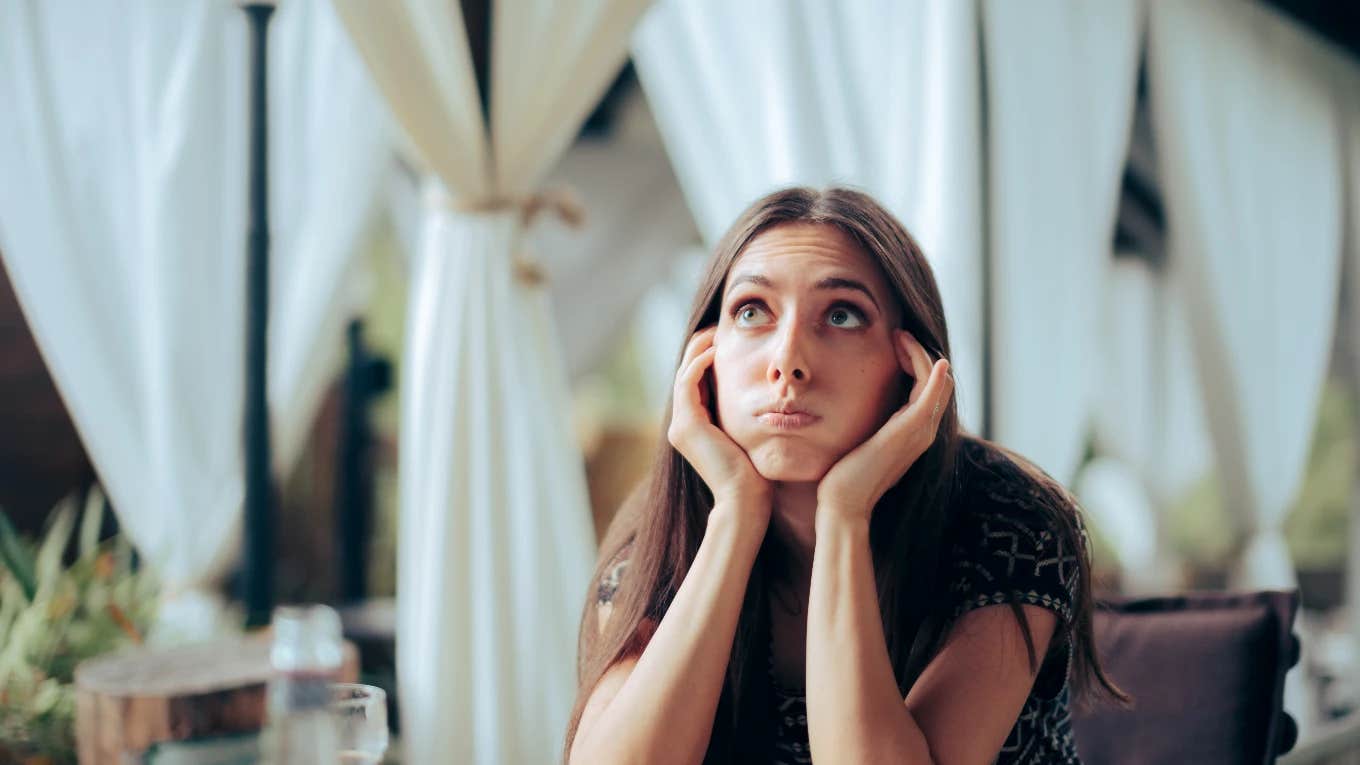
981, 0, 1142, 485
387, 100, 700, 384
0, 0, 388, 638
1089, 256, 1216, 590
1148, 0, 1346, 588
330, 2, 649, 761
268, 0, 391, 471
633, 0, 987, 432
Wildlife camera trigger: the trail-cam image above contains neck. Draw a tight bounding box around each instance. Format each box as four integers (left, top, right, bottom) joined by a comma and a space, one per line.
768, 481, 819, 586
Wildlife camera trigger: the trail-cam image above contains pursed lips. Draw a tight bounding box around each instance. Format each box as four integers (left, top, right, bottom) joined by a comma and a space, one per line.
756, 404, 820, 430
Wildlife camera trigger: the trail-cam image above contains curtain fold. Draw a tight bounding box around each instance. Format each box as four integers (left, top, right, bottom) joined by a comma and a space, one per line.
330, 1, 651, 760
1089, 257, 1216, 591
0, 0, 246, 637
633, 0, 987, 431
981, 0, 1142, 484
1148, 0, 1346, 588
0, 0, 387, 639
268, 0, 392, 472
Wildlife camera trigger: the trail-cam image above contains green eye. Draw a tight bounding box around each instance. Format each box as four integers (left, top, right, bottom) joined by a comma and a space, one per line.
828, 305, 866, 328
734, 303, 770, 326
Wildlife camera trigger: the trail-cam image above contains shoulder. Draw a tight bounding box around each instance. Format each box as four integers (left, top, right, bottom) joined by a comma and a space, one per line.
945, 438, 1087, 624
956, 437, 1080, 514
951, 437, 1086, 544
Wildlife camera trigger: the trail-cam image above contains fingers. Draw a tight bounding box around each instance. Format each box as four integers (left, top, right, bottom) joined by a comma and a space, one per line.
922, 358, 953, 426
897, 331, 933, 407
674, 328, 719, 422
679, 326, 717, 370
893, 330, 953, 424
680, 347, 717, 404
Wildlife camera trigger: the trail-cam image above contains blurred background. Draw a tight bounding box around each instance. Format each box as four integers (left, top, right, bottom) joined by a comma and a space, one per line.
0, 0, 1358, 762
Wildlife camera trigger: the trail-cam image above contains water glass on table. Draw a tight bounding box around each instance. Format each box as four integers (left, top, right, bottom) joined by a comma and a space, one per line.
329, 683, 389, 763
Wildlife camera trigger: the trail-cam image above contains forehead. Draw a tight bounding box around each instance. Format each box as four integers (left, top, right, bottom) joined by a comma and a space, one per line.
727, 222, 888, 291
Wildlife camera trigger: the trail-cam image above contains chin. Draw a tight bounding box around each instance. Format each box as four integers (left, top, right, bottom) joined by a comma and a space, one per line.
746, 440, 834, 483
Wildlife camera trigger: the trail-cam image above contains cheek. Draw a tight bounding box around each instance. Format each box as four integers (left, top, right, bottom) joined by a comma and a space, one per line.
839, 355, 907, 428
711, 344, 742, 422
714, 344, 758, 389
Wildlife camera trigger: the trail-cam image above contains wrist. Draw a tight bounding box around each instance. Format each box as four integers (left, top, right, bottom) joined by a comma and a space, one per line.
707, 496, 770, 547
814, 502, 872, 535
713, 482, 772, 508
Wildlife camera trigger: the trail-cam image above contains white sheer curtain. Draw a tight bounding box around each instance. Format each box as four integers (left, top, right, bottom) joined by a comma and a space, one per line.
268, 0, 391, 471
0, 0, 388, 638
330, 2, 649, 761
633, 0, 987, 431
1088, 256, 1216, 592
981, 0, 1142, 485
1148, 0, 1347, 589
1094, 259, 1216, 500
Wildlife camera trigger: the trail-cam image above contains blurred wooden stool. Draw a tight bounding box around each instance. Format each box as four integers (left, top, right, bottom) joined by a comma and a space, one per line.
74, 633, 358, 763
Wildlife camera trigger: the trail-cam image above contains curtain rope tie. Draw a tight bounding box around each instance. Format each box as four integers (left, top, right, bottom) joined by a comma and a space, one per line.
429, 187, 586, 287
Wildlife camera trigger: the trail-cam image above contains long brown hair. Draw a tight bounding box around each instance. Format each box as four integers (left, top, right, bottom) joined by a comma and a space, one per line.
565, 186, 1125, 761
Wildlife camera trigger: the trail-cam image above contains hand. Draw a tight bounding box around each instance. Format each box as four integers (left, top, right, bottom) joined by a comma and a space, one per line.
667, 327, 773, 522
816, 330, 954, 524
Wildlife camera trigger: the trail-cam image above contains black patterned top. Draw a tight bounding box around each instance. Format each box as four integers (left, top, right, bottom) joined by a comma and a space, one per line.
594, 439, 1086, 764
942, 438, 1084, 762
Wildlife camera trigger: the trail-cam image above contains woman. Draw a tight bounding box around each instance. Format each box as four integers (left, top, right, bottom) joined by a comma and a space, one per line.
565, 187, 1125, 764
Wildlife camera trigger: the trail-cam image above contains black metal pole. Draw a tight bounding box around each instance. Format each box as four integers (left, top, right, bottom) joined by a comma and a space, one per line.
242, 1, 275, 629
336, 320, 388, 603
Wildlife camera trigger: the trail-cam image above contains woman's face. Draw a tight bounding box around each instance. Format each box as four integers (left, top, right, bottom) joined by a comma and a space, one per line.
712, 222, 908, 483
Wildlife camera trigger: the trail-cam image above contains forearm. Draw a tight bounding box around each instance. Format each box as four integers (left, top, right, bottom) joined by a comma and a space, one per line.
805, 513, 934, 764
571, 503, 765, 765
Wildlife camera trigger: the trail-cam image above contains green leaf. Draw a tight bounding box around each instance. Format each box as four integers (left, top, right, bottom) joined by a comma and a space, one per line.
78, 486, 104, 561
0, 509, 36, 602
34, 499, 75, 600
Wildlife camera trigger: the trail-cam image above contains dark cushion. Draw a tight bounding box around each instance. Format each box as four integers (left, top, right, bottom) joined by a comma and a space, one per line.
1072, 590, 1299, 765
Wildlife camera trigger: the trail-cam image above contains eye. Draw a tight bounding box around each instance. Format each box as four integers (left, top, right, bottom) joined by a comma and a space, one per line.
733, 301, 771, 327
827, 303, 867, 329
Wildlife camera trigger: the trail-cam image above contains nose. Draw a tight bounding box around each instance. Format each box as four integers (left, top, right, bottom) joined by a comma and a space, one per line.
766, 320, 811, 386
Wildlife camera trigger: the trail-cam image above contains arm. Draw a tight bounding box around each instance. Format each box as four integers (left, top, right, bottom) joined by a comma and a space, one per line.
805, 511, 1057, 765
568, 501, 765, 765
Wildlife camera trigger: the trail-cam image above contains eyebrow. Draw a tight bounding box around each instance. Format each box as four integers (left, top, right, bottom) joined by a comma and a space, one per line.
726, 272, 881, 312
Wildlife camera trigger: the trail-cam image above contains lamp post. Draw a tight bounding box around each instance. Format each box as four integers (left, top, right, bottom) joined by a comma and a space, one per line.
239, 0, 276, 629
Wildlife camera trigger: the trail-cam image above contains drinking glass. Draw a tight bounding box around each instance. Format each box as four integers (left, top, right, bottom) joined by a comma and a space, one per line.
329, 683, 389, 764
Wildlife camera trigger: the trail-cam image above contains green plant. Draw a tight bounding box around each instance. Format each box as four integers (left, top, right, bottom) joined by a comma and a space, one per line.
0, 489, 158, 764
1163, 375, 1358, 576
1285, 377, 1357, 570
